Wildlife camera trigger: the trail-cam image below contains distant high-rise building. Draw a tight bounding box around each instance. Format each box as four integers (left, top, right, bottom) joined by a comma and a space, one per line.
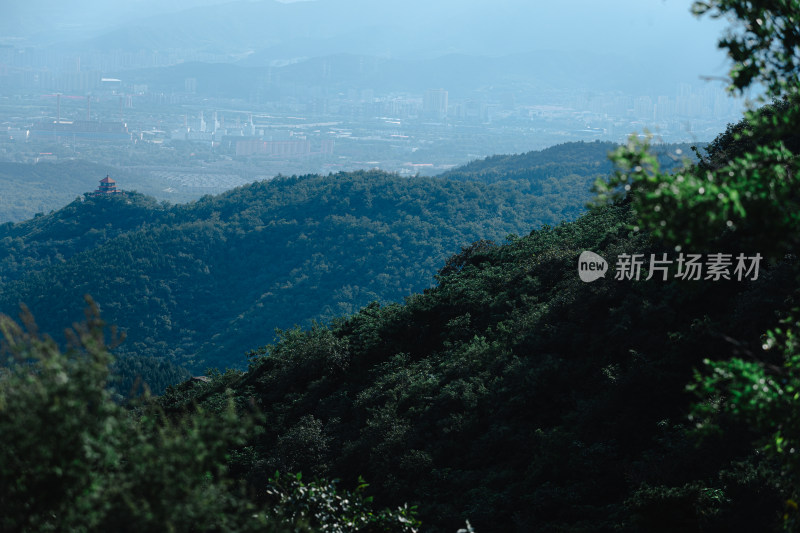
423, 89, 448, 119
655, 95, 676, 120
634, 96, 654, 120
677, 83, 693, 100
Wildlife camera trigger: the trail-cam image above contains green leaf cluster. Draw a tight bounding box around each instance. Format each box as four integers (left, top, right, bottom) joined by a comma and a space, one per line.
0, 301, 265, 532
0, 300, 420, 532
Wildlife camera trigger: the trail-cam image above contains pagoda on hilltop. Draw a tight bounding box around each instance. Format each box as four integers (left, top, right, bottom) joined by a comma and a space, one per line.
92, 175, 125, 196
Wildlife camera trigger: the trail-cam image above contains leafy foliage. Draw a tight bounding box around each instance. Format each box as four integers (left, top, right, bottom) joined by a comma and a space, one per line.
692, 0, 800, 95
0, 301, 267, 532
595, 98, 800, 257
593, 1, 800, 530
266, 473, 421, 532
0, 300, 420, 532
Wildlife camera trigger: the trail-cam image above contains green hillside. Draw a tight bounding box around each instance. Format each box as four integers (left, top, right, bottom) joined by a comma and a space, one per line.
0, 168, 598, 375
440, 140, 697, 186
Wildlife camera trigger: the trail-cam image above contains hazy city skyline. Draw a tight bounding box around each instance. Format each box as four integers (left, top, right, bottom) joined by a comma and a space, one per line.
0, 0, 749, 210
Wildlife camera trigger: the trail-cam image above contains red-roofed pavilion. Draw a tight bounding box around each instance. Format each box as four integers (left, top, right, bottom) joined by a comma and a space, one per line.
92, 175, 124, 196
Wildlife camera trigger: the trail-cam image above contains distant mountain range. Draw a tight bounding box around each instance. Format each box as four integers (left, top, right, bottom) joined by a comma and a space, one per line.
3, 0, 728, 93
114, 50, 702, 99
0, 0, 227, 46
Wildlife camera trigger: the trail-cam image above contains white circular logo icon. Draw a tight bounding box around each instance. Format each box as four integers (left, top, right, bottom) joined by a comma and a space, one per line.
578, 251, 608, 282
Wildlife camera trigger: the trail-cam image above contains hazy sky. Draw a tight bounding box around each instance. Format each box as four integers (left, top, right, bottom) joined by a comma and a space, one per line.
1, 0, 733, 80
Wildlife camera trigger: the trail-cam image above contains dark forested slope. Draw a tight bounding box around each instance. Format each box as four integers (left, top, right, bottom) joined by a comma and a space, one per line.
161, 198, 790, 532
150, 104, 797, 532
4, 2, 798, 530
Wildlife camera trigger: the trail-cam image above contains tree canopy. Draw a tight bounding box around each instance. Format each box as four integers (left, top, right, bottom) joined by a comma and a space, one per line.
0, 159, 613, 387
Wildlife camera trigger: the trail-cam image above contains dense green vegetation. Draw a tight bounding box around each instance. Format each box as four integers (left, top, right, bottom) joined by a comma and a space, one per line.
0, 303, 420, 531
154, 192, 791, 531
0, 167, 601, 380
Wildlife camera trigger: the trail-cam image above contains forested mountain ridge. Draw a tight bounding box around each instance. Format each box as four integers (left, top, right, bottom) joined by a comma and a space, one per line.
441, 140, 698, 185
0, 168, 599, 374
0, 140, 693, 224
0, 192, 168, 283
